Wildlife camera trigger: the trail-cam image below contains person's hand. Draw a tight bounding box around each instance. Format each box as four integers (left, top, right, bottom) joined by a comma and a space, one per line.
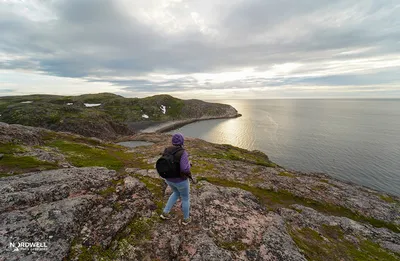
191, 176, 198, 184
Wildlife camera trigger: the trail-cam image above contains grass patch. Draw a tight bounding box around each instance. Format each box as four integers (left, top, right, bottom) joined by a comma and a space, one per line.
289, 226, 400, 261
199, 177, 400, 233
111, 150, 154, 170
379, 195, 396, 204
46, 140, 124, 170
1, 132, 155, 175
0, 143, 27, 154
1, 155, 57, 170
1, 135, 154, 176
0, 142, 58, 176
278, 171, 296, 178
45, 139, 155, 171
0, 154, 58, 176
191, 159, 219, 174
194, 144, 276, 168
255, 159, 277, 168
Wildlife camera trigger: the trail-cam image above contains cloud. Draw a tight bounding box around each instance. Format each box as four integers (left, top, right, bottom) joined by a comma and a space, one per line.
0, 0, 399, 98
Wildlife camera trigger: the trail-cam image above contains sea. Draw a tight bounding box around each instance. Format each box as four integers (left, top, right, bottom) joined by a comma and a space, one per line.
169, 99, 400, 196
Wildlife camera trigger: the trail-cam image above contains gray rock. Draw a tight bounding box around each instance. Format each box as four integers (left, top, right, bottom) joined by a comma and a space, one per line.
0, 167, 153, 261
279, 205, 400, 254
0, 122, 45, 145
119, 180, 307, 261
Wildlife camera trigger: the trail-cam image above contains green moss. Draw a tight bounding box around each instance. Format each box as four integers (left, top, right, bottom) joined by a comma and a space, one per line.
113, 202, 123, 211
318, 178, 342, 189
199, 177, 400, 233
45, 133, 153, 170
255, 159, 277, 167
127, 217, 154, 239
111, 150, 154, 170
98, 186, 116, 197
312, 184, 327, 191
348, 240, 400, 261
289, 226, 400, 261
191, 159, 219, 174
135, 176, 164, 195
252, 166, 264, 173
320, 179, 330, 184
290, 227, 342, 261
195, 183, 204, 190
0, 154, 58, 176
1, 155, 55, 169
1, 132, 156, 176
97, 178, 125, 198
134, 175, 165, 213
293, 208, 303, 213
0, 143, 27, 154
320, 225, 344, 240
379, 195, 396, 204
218, 240, 249, 251
278, 171, 296, 178
69, 214, 159, 261
73, 243, 117, 261
195, 144, 276, 168
115, 216, 158, 249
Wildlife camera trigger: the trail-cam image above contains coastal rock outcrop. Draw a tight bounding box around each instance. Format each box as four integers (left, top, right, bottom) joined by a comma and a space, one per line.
0, 167, 154, 261
0, 123, 399, 260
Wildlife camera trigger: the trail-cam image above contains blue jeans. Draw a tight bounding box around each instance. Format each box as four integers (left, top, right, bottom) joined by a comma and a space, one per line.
163, 179, 190, 219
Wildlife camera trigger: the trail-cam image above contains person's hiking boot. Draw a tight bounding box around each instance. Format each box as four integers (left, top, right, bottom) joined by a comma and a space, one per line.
160, 213, 171, 220
181, 217, 191, 226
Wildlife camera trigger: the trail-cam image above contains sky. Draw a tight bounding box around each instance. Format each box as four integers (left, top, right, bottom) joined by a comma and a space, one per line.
0, 0, 400, 99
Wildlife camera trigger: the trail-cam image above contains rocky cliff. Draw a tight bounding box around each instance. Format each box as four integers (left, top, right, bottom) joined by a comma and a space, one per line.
0, 123, 399, 261
0, 93, 240, 140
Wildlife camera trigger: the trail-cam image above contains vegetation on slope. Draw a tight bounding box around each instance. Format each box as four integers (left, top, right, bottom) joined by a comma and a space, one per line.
0, 93, 238, 139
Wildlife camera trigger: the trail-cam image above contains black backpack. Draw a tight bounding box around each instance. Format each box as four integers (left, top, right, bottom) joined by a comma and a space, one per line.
156, 147, 184, 179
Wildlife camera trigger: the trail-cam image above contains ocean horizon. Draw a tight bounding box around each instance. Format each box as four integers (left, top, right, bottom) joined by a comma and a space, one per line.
170, 99, 400, 196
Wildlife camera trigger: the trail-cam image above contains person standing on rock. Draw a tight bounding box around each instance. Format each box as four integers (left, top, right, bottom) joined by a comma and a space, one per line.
159, 133, 194, 225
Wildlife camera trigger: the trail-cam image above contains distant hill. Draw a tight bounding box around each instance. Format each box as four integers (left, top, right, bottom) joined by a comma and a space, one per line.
0, 93, 240, 140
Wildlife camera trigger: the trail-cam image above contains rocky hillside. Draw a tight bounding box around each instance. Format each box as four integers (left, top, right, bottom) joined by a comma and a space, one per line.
0, 122, 399, 261
0, 93, 240, 140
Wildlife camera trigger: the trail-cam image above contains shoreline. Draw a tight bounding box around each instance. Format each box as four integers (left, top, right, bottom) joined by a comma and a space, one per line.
138, 114, 242, 133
